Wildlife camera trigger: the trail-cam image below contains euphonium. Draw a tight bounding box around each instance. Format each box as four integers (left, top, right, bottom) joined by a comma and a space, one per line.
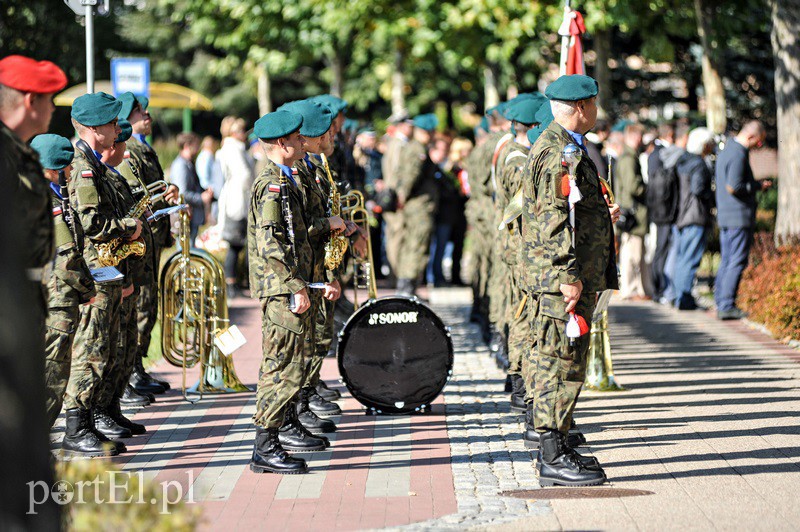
320, 153, 349, 270
340, 190, 377, 308
160, 196, 249, 400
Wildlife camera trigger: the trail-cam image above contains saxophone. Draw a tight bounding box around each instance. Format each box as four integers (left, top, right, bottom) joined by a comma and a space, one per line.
320, 153, 348, 270
95, 162, 148, 267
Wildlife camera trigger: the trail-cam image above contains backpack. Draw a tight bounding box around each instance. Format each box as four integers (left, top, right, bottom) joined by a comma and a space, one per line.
647, 148, 679, 224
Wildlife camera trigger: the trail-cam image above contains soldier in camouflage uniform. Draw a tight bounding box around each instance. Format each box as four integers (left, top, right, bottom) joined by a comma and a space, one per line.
491, 95, 547, 413
248, 110, 329, 475
117, 92, 179, 396
92, 119, 154, 440
30, 135, 96, 428
393, 114, 440, 296
382, 115, 413, 277
279, 99, 349, 434
63, 92, 143, 458
0, 54, 67, 531
520, 75, 620, 486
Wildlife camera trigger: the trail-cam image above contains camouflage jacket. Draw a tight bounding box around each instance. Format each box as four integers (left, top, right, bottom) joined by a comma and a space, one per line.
120, 136, 173, 247
613, 146, 648, 237
295, 156, 335, 283
395, 139, 438, 208
68, 148, 139, 282
248, 160, 313, 299
46, 189, 95, 307
495, 138, 530, 267
0, 122, 54, 272
520, 122, 618, 295
464, 131, 504, 227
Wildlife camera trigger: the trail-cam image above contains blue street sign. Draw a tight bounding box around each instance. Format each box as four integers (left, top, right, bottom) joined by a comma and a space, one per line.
111, 58, 150, 98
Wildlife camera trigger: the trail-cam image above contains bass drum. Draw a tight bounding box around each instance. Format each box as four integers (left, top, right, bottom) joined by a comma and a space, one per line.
337, 296, 453, 414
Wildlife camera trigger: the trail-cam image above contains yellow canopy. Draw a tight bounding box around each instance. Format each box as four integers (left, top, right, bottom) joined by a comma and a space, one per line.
54, 81, 213, 111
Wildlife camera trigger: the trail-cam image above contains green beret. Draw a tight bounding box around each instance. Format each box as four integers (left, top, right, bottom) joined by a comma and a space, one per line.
413, 113, 438, 132
30, 134, 74, 170
277, 100, 332, 138
504, 94, 547, 126
117, 92, 138, 120
545, 74, 599, 101
253, 110, 303, 140
611, 119, 632, 132
136, 95, 149, 110
527, 105, 554, 145
116, 119, 133, 143
71, 92, 123, 127
485, 101, 509, 117
309, 94, 348, 115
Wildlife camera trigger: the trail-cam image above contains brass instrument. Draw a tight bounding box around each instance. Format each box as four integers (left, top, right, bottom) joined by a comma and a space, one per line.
130, 179, 171, 204
95, 198, 148, 267
320, 153, 349, 270
585, 173, 624, 391
340, 190, 377, 308
160, 196, 249, 401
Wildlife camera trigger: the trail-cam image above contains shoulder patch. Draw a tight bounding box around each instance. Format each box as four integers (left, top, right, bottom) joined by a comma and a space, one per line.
52, 206, 63, 217
124, 151, 131, 159
268, 184, 280, 193
81, 169, 94, 178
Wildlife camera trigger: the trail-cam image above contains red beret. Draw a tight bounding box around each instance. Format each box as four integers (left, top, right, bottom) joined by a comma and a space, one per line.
0, 55, 67, 94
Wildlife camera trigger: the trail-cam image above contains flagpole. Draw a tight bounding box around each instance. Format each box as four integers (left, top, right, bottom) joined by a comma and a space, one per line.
559, 1, 572, 75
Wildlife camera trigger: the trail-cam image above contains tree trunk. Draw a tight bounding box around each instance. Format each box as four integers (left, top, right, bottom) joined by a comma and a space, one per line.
694, 0, 727, 134
771, 0, 800, 245
484, 63, 500, 111
594, 27, 612, 119
391, 41, 406, 116
329, 51, 344, 97
257, 63, 271, 115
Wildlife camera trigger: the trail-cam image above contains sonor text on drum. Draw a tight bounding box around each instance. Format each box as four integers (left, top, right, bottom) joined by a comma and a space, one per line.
367, 311, 420, 325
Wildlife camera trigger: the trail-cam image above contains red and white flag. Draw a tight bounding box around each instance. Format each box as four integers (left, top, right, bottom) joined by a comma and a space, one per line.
558, 6, 586, 76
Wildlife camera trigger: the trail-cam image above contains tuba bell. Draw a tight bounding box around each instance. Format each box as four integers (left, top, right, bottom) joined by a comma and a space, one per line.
159, 196, 250, 400
340, 189, 377, 308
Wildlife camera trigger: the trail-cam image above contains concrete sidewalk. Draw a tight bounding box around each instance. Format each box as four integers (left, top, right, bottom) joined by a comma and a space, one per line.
50, 288, 800, 530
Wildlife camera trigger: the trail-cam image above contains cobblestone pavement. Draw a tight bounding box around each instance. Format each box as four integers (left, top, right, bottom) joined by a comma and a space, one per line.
49, 287, 800, 530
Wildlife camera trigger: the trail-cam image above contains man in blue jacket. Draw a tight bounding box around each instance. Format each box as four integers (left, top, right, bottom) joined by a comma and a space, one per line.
714, 121, 770, 320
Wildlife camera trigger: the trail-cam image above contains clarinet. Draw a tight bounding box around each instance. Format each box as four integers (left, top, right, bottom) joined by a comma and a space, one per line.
58, 169, 72, 230
279, 171, 296, 260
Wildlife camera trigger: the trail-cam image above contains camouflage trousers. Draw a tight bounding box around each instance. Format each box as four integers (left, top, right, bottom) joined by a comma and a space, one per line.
64, 284, 122, 411
383, 211, 403, 274
136, 245, 163, 360
95, 288, 139, 408
529, 292, 596, 434
44, 305, 80, 427
307, 293, 334, 388
253, 296, 313, 429
488, 242, 510, 327
395, 198, 435, 281
467, 222, 493, 317
504, 271, 527, 377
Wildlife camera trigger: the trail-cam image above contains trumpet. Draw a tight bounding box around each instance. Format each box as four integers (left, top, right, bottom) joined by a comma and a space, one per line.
340, 190, 377, 308
131, 179, 171, 204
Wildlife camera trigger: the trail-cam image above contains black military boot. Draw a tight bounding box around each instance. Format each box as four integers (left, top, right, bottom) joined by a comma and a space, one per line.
129, 358, 166, 395
504, 374, 513, 393
278, 404, 328, 452
297, 394, 337, 434
536, 431, 606, 487
61, 408, 119, 458
510, 374, 526, 412
568, 419, 587, 447
89, 411, 127, 453
120, 384, 152, 406
140, 357, 171, 391
108, 400, 146, 435
305, 386, 341, 417
93, 407, 132, 438
250, 426, 307, 475
316, 380, 341, 401
523, 403, 540, 449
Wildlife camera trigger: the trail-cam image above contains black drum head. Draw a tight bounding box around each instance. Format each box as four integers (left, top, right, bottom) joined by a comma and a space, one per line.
337, 296, 453, 414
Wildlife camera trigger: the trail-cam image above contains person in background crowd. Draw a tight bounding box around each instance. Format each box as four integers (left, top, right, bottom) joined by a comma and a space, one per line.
216, 117, 256, 298
381, 113, 413, 280
614, 122, 650, 300
170, 132, 213, 245
586, 118, 610, 180
673, 127, 716, 310
714, 120, 770, 320
196, 135, 222, 223
647, 122, 678, 304
427, 137, 459, 286
353, 128, 385, 277
445, 137, 472, 285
